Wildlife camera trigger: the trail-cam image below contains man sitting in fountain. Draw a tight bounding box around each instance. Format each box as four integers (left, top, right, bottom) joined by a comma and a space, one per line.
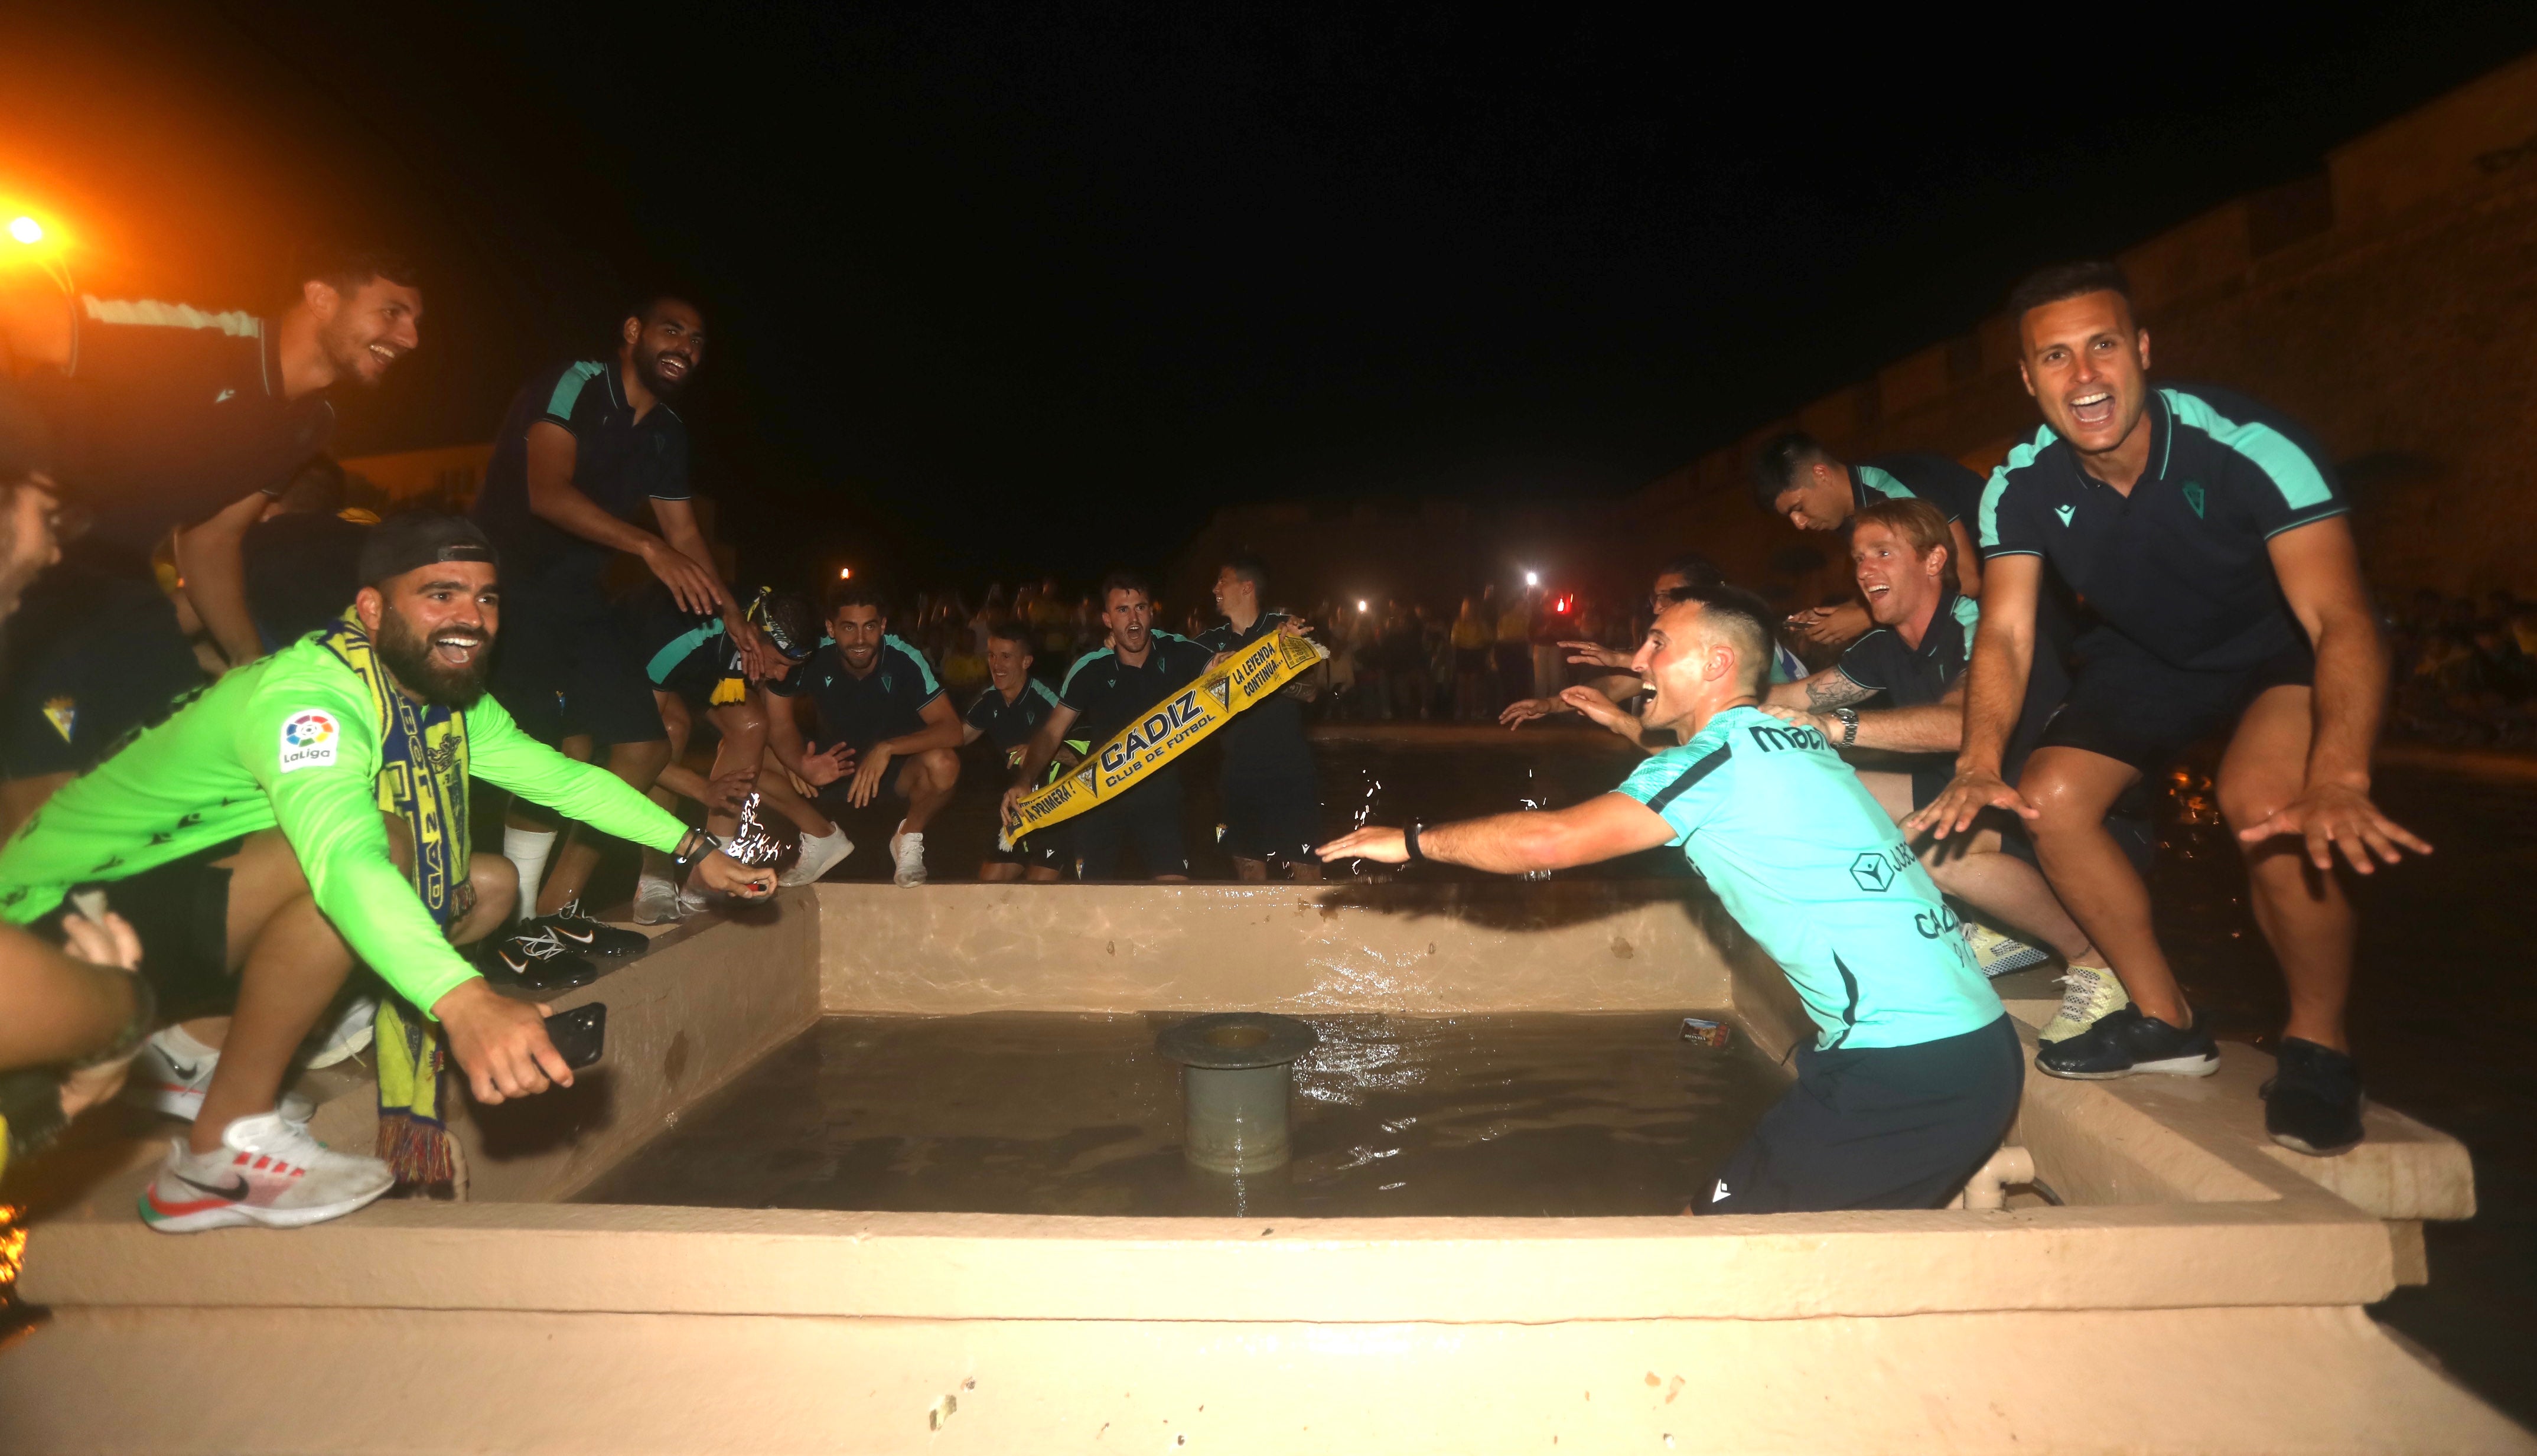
0, 512, 776, 1233
1321, 582, 2020, 1214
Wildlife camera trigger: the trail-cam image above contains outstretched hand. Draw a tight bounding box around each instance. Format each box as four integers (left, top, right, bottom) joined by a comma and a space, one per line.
1318, 826, 1408, 864
1559, 685, 1637, 737
1561, 640, 1631, 670
2236, 782, 2432, 874
1903, 768, 2037, 841
1499, 696, 1559, 728
434, 978, 572, 1105
797, 742, 854, 787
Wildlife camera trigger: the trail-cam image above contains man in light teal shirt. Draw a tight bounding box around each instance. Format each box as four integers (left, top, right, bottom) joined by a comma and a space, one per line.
1323, 582, 2019, 1213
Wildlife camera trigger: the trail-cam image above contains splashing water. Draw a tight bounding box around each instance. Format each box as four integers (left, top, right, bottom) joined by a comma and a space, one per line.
723, 791, 785, 867
1518, 767, 1552, 881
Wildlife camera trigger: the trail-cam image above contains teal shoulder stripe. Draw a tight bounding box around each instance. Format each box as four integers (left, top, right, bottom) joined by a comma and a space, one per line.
1951, 595, 1982, 660
1030, 679, 1061, 709
2161, 387, 2333, 512
545, 361, 607, 421
882, 636, 941, 696
1061, 649, 1113, 695
643, 620, 722, 685
1856, 465, 1913, 501
1978, 425, 2058, 549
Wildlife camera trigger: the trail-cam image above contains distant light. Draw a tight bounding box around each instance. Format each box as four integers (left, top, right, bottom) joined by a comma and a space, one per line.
5, 217, 40, 246
1523, 571, 1539, 588
1356, 600, 1368, 613
1555, 595, 1571, 614
838, 566, 852, 579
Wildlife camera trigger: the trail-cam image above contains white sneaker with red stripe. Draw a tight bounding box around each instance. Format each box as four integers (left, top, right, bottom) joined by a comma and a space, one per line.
138, 1111, 393, 1233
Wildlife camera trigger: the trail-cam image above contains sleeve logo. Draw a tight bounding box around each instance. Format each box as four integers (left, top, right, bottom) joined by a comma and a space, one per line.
278, 710, 340, 773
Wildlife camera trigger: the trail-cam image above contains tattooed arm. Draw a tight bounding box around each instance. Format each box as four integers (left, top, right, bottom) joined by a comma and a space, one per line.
1764, 667, 1876, 712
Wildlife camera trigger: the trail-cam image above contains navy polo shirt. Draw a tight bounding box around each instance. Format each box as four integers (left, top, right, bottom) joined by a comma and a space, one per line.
777, 637, 943, 753
37, 295, 335, 551
965, 677, 1064, 761
1059, 633, 1213, 755
1979, 383, 2345, 673
1851, 452, 1985, 529
1191, 611, 1313, 772
1839, 593, 1982, 709
474, 359, 691, 587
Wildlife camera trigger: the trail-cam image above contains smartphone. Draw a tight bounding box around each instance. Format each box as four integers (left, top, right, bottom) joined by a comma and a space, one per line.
543, 1003, 607, 1071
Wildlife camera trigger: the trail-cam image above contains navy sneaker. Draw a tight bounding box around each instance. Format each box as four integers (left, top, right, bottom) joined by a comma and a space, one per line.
2262, 1038, 2364, 1155
477, 927, 600, 992
2034, 1005, 2220, 1080
529, 899, 649, 958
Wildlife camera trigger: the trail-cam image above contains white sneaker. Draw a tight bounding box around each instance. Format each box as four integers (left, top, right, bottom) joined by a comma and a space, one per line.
2040, 963, 2133, 1045
134, 1028, 218, 1120
299, 996, 377, 1070
889, 829, 927, 888
138, 1111, 393, 1233
632, 876, 684, 925
1965, 921, 2052, 979
780, 826, 854, 887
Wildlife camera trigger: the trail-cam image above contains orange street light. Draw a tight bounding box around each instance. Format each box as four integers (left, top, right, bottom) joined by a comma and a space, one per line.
6, 217, 40, 246
838, 566, 852, 579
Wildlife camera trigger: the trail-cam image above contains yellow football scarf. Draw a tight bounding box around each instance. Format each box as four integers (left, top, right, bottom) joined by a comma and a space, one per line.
1000, 628, 1326, 849
319, 614, 473, 1188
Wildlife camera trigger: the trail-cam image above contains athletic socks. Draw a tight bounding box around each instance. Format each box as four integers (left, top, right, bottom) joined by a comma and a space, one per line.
501, 827, 558, 921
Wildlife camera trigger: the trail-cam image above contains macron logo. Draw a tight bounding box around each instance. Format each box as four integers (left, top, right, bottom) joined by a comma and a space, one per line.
213, 387, 237, 404
2053, 504, 2076, 527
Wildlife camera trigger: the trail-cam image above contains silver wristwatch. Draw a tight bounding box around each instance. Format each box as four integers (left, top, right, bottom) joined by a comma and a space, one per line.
1832, 707, 1859, 748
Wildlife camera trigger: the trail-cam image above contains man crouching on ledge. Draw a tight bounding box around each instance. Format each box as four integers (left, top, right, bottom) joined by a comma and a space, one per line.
1320, 582, 2020, 1214
0, 513, 775, 1233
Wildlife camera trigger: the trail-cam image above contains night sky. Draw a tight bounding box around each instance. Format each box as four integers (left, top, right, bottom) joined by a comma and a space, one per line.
8, 2, 2536, 594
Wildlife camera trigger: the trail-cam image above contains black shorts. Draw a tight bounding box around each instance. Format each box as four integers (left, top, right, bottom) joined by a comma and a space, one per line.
811, 753, 914, 819
1695, 1014, 2023, 1214
2034, 628, 2313, 773
30, 836, 245, 1022
1219, 756, 1321, 863
1072, 771, 1188, 880
983, 821, 1069, 872
489, 576, 667, 749
1, 587, 208, 779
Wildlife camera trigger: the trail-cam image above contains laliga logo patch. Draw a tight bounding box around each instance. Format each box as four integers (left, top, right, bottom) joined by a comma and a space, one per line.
278, 710, 339, 773
41, 696, 75, 744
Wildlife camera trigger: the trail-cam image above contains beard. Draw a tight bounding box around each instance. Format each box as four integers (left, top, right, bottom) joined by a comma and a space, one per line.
636, 341, 694, 398
375, 605, 493, 709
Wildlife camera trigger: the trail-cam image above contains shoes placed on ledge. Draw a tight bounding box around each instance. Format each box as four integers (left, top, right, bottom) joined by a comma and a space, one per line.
2037, 963, 2131, 1046
527, 898, 649, 957
140, 1111, 392, 1233
1966, 922, 2052, 979
477, 927, 599, 993
2264, 1037, 2365, 1156
2034, 1005, 2219, 1080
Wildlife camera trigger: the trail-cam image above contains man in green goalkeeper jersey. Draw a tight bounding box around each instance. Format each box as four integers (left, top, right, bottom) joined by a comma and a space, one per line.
0, 513, 774, 1232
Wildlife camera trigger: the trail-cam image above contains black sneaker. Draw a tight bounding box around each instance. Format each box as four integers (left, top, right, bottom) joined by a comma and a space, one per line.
478, 927, 600, 992
2034, 1005, 2220, 1080
531, 899, 650, 957
2262, 1038, 2364, 1156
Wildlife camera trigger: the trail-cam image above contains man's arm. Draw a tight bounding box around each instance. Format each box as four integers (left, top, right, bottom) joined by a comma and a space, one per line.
846, 695, 964, 808
764, 689, 852, 786
1906, 555, 2044, 839
171, 490, 273, 667
652, 496, 776, 675
521, 421, 722, 616
1317, 792, 1676, 875
1949, 519, 1985, 599
1763, 682, 1969, 754
1000, 702, 1080, 823
2238, 517, 2432, 872
1764, 667, 1875, 712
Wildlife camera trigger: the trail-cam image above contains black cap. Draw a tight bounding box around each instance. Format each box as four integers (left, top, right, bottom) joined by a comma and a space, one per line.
356, 511, 499, 587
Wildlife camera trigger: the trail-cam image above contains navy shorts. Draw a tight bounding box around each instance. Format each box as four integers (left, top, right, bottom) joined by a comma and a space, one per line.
1073, 771, 1190, 880
489, 576, 667, 749
2035, 628, 2313, 774
1218, 757, 1321, 864
29, 836, 245, 1022
1696, 1014, 2023, 1214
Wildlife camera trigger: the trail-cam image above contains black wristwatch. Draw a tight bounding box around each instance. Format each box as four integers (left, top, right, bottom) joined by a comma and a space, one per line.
672, 829, 724, 880
1832, 707, 1859, 748
1403, 820, 1427, 863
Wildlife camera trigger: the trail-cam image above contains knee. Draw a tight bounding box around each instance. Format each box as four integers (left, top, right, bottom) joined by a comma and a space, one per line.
920, 749, 960, 787
723, 706, 768, 745
2018, 768, 2102, 838
2216, 771, 2297, 833
614, 740, 673, 780
472, 852, 518, 914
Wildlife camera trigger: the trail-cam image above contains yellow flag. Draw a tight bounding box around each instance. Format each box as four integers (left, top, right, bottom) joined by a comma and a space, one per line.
1001, 629, 1326, 849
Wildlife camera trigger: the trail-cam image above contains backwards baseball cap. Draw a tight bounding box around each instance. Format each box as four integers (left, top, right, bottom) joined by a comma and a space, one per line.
356, 510, 500, 587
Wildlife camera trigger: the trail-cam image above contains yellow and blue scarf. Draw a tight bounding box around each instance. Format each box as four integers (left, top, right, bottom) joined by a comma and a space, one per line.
320, 613, 473, 1187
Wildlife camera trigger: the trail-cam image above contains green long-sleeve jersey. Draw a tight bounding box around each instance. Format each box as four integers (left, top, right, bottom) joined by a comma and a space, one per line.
0, 634, 689, 1017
